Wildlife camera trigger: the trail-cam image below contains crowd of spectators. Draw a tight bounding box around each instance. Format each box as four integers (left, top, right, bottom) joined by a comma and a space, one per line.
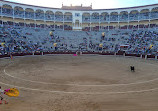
0, 26, 44, 55
139, 12, 149, 20
25, 11, 34, 19
45, 13, 54, 20
126, 30, 158, 54
2, 8, 13, 16
100, 15, 109, 22
14, 9, 24, 18
0, 21, 158, 55
55, 15, 63, 21
82, 16, 90, 22
119, 14, 128, 21
91, 14, 99, 22
151, 11, 158, 19
64, 15, 72, 21
110, 15, 118, 21
35, 11, 44, 20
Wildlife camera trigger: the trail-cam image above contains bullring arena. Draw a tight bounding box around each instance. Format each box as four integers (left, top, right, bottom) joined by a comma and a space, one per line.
1, 54, 158, 111
1, 0, 158, 110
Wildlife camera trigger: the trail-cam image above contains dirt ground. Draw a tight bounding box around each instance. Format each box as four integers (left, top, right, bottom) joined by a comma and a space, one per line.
1, 54, 158, 111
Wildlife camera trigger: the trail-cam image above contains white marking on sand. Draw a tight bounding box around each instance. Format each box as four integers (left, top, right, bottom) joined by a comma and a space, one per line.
3, 63, 158, 87
1, 55, 158, 95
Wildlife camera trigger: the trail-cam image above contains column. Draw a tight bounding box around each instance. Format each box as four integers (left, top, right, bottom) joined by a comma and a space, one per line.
90, 14, 91, 31
1, 6, 3, 26
63, 15, 64, 31
44, 12, 45, 29
138, 12, 140, 30
13, 8, 14, 18
108, 22, 109, 31
149, 11, 151, 30
99, 14, 100, 31
34, 12, 36, 29
118, 14, 119, 23
128, 12, 129, 30
24, 10, 25, 19
54, 14, 55, 30
13, 8, 15, 27
108, 14, 110, 31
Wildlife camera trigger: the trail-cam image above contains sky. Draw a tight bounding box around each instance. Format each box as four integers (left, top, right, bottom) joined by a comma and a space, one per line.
7, 0, 158, 9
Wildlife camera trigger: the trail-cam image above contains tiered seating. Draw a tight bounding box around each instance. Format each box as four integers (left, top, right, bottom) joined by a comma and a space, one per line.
1, 24, 158, 55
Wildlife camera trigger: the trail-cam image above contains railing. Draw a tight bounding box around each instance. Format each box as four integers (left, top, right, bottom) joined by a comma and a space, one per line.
0, 51, 157, 60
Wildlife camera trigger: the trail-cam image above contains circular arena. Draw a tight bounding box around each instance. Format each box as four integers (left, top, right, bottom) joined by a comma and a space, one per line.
1, 0, 158, 110
0, 54, 158, 110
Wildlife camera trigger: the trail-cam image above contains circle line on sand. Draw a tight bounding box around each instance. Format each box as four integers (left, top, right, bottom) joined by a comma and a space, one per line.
1, 80, 158, 95
1, 57, 158, 95
3, 61, 158, 87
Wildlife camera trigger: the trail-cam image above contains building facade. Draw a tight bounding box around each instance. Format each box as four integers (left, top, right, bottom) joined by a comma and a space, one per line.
0, 0, 158, 31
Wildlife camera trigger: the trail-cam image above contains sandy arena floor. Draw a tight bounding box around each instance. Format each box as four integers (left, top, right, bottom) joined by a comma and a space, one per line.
1, 54, 158, 111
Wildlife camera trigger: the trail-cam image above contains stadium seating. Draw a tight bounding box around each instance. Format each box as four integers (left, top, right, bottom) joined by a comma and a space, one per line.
1, 22, 158, 55
0, 1, 158, 56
